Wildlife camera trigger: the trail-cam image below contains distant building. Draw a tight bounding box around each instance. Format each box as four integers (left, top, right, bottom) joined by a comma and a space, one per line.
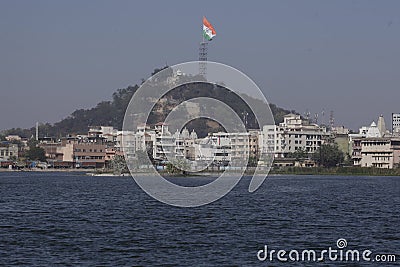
350, 116, 400, 168
330, 126, 351, 159
377, 115, 388, 136
0, 143, 18, 161
173, 128, 197, 160
123, 123, 200, 164
261, 114, 329, 158
392, 113, 400, 134
349, 120, 385, 158
40, 136, 107, 168
5, 135, 22, 142
195, 132, 232, 165
88, 126, 117, 142
248, 130, 261, 159
352, 137, 400, 169
349, 121, 382, 145
331, 126, 349, 135
68, 142, 106, 168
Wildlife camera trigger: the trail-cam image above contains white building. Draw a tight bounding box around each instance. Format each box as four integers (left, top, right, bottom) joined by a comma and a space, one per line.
173, 128, 197, 160
195, 133, 232, 165
351, 117, 400, 168
124, 123, 199, 163
352, 137, 400, 169
88, 126, 118, 143
0, 143, 18, 161
377, 115, 388, 136
116, 130, 137, 159
392, 113, 400, 134
191, 130, 262, 167
261, 114, 329, 158
5, 135, 22, 142
349, 121, 384, 160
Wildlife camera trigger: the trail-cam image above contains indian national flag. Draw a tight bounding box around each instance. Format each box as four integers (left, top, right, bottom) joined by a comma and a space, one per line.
203, 16, 216, 41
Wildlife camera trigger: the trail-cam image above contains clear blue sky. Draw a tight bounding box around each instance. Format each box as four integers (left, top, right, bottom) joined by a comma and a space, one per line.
1, 0, 399, 131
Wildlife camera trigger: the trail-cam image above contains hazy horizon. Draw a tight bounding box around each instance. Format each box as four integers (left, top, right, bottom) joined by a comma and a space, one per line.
1, 0, 399, 132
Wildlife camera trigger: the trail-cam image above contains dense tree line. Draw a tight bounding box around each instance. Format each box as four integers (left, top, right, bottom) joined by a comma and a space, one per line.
312, 144, 345, 167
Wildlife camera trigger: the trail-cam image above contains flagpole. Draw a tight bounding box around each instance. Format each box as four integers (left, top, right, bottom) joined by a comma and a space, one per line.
199, 17, 208, 77
202, 17, 205, 43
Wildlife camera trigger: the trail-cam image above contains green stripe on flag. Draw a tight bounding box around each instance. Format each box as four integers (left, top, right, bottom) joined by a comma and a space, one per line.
203, 30, 212, 41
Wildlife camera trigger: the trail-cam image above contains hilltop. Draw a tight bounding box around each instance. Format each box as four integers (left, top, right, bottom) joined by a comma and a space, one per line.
1, 66, 296, 139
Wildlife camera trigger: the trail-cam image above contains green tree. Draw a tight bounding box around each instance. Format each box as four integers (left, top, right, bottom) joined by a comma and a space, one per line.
166, 159, 189, 175
247, 156, 259, 167
288, 147, 308, 160
111, 155, 128, 174
26, 147, 46, 162
27, 138, 39, 148
312, 144, 344, 167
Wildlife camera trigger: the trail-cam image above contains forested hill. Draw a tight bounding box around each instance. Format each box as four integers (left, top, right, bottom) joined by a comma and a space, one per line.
1, 67, 296, 139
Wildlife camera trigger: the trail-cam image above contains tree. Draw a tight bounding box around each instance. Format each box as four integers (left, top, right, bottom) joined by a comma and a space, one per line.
27, 138, 39, 148
247, 156, 259, 167
288, 147, 308, 160
110, 155, 128, 174
312, 144, 344, 168
166, 159, 189, 175
25, 138, 46, 162
26, 147, 46, 162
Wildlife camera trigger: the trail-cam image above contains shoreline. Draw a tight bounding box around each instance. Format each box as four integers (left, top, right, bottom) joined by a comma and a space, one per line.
1, 167, 400, 177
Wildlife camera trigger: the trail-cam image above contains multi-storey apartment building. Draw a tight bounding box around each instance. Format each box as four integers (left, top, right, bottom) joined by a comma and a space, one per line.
0, 143, 18, 161
392, 113, 400, 134
40, 136, 106, 168
352, 137, 400, 168
261, 114, 329, 158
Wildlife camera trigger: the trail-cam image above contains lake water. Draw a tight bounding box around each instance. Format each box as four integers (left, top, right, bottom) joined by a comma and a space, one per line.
0, 172, 399, 266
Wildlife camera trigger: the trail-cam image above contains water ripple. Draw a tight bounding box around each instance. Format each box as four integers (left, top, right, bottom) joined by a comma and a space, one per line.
0, 172, 398, 266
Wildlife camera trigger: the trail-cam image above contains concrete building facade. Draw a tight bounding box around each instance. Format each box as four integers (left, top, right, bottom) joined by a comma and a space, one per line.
261, 114, 329, 158
40, 137, 107, 168
392, 113, 400, 134
0, 143, 18, 161
352, 137, 400, 169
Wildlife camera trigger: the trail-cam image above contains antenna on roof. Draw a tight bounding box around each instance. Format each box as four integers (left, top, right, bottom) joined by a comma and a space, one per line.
314, 113, 319, 124
304, 110, 310, 121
